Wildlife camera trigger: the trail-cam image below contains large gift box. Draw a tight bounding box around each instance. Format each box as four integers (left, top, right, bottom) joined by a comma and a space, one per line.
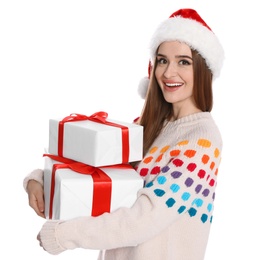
44, 154, 144, 220
48, 112, 143, 167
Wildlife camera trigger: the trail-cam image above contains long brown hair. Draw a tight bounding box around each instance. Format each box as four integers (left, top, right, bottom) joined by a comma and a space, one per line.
139, 48, 213, 156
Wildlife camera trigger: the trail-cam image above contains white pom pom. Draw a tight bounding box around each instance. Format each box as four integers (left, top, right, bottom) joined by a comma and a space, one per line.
138, 77, 149, 99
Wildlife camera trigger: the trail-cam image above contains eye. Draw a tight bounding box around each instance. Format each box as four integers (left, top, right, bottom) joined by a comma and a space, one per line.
179, 59, 191, 65
157, 57, 167, 65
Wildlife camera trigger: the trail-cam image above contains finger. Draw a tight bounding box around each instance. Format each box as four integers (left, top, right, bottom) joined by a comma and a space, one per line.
35, 194, 46, 218
29, 195, 45, 218
36, 195, 45, 214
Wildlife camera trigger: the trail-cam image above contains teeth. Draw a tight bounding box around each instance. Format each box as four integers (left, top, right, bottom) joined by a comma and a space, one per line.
165, 83, 182, 87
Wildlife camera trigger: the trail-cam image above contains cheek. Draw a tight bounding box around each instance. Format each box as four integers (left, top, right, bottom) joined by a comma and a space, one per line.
155, 67, 163, 81
183, 70, 193, 84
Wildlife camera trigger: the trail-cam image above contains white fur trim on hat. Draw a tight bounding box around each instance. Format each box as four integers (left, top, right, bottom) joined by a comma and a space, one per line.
150, 16, 224, 79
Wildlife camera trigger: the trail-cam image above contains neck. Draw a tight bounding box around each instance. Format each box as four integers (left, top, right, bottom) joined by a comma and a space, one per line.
172, 107, 202, 121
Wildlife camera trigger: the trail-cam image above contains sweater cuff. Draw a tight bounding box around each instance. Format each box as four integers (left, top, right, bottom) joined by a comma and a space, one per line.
40, 220, 66, 255
23, 169, 44, 192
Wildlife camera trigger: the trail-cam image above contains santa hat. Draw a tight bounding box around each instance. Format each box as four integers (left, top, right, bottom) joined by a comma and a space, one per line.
138, 8, 224, 99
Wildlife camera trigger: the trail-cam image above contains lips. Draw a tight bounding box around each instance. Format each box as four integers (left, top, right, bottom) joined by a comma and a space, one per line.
163, 82, 183, 92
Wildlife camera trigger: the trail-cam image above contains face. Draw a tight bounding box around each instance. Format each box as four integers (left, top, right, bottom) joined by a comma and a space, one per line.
155, 41, 197, 116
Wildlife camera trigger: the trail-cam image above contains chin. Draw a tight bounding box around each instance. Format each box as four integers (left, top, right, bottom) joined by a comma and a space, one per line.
163, 95, 177, 104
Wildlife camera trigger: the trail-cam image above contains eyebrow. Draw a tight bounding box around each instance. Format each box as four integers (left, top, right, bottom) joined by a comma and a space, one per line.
157, 53, 193, 60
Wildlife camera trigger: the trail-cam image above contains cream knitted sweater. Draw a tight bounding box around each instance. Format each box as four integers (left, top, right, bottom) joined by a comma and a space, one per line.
24, 112, 222, 260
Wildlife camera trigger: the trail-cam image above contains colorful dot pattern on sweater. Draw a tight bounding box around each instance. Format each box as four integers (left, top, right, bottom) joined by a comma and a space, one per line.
139, 138, 220, 224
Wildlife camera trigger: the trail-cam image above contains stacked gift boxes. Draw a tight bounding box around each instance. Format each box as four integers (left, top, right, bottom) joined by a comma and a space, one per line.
44, 112, 144, 220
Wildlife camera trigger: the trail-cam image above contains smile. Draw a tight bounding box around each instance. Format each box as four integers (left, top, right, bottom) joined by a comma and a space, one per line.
165, 83, 183, 87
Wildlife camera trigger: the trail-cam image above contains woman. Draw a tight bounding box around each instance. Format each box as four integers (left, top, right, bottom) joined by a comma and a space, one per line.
24, 8, 224, 260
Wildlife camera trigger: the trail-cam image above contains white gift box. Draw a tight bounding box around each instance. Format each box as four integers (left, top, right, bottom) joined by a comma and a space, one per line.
48, 113, 143, 167
44, 154, 144, 220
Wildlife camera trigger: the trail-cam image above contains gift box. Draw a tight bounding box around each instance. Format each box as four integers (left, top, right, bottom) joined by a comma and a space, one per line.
44, 154, 144, 220
48, 112, 143, 167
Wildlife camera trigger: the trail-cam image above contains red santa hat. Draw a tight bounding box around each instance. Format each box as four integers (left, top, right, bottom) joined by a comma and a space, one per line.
138, 8, 225, 99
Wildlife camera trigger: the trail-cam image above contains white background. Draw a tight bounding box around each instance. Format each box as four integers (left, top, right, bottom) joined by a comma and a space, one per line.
1, 0, 259, 259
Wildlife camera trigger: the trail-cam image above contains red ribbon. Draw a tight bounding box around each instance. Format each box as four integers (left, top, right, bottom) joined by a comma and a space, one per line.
44, 154, 133, 218
58, 112, 130, 163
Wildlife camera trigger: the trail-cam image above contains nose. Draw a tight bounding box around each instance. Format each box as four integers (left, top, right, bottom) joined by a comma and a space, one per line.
163, 62, 178, 78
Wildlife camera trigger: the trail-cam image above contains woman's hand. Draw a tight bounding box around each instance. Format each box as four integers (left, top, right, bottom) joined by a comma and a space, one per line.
27, 180, 45, 218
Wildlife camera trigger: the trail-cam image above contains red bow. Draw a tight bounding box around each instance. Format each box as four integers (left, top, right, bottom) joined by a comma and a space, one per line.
44, 153, 133, 218
58, 112, 130, 163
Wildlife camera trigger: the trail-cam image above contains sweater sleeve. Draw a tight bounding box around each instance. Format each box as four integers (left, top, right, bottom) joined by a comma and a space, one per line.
23, 169, 44, 192
38, 123, 222, 255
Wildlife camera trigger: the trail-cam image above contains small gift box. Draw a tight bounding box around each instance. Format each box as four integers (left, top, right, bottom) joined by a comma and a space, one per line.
48, 112, 143, 167
44, 154, 144, 220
